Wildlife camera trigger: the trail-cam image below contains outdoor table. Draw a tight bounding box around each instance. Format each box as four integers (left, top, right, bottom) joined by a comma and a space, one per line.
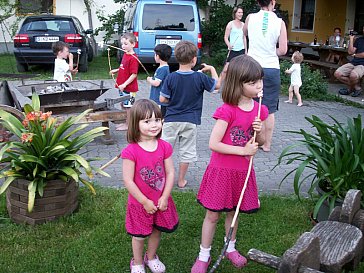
310, 45, 349, 66
288, 41, 309, 53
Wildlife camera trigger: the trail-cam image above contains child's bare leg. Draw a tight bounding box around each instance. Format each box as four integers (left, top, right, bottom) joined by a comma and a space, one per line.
132, 236, 145, 265
294, 86, 302, 106
178, 162, 189, 188
146, 228, 161, 259
225, 211, 239, 242
201, 210, 220, 248
284, 85, 293, 103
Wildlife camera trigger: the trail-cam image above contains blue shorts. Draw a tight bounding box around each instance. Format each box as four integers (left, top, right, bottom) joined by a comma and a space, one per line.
259, 68, 280, 114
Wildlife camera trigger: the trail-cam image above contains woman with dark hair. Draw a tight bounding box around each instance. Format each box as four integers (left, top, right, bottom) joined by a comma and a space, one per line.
243, 0, 287, 152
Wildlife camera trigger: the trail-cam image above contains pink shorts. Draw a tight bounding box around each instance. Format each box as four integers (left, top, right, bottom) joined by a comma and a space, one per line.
336, 63, 364, 78
125, 196, 179, 237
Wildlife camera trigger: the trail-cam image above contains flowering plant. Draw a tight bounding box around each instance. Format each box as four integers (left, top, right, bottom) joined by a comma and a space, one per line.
0, 93, 109, 212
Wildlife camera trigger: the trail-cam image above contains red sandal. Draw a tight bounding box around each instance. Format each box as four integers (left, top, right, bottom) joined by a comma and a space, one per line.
225, 250, 247, 268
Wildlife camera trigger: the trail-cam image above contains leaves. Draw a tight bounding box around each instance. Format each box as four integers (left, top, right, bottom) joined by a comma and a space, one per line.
0, 93, 109, 212
277, 114, 364, 218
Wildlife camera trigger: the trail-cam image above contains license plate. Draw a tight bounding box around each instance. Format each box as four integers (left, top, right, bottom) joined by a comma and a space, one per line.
156, 39, 180, 47
35, 36, 59, 42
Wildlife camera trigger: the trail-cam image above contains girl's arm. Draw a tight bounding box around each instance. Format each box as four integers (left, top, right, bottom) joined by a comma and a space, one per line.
224, 22, 232, 49
209, 119, 258, 156
253, 118, 266, 146
158, 156, 175, 211
123, 159, 158, 214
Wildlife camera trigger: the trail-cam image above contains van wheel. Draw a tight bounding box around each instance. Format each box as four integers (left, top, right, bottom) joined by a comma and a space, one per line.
16, 61, 28, 72
78, 54, 88, 72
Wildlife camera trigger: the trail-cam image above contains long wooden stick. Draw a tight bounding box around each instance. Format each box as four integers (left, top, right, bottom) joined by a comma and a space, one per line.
100, 155, 121, 170
103, 43, 150, 76
209, 95, 263, 273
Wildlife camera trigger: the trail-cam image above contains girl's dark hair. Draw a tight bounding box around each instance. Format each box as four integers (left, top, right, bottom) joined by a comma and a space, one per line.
127, 99, 163, 143
222, 55, 264, 105
257, 0, 271, 8
232, 6, 243, 19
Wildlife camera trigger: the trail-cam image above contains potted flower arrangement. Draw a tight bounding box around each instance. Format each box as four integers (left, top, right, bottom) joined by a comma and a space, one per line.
275, 114, 364, 221
0, 93, 109, 224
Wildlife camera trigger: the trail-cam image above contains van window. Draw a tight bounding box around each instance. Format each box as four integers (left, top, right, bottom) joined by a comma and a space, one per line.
142, 4, 195, 31
124, 3, 137, 31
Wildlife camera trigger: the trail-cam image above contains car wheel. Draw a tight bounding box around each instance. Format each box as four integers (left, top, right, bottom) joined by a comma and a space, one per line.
78, 54, 88, 72
16, 61, 28, 72
87, 47, 94, 62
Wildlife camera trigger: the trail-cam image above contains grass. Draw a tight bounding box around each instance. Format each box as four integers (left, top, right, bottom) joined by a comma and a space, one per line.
0, 187, 316, 273
0, 53, 149, 81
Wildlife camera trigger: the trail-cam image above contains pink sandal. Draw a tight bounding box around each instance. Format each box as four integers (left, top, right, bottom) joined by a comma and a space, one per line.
130, 258, 146, 273
191, 257, 211, 273
225, 250, 247, 268
144, 253, 166, 273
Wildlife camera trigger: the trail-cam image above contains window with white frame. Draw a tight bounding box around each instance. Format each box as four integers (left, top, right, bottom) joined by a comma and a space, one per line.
292, 0, 316, 31
18, 0, 53, 14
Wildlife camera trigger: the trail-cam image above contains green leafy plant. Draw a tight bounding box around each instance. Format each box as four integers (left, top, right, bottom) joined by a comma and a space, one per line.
275, 114, 364, 219
0, 93, 109, 212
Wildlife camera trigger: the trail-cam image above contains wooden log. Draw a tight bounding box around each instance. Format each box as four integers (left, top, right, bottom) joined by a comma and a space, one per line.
340, 189, 361, 224
247, 248, 324, 273
279, 232, 321, 273
310, 221, 363, 273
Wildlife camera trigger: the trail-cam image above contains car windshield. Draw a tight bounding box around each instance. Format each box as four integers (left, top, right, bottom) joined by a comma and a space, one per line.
23, 20, 75, 33
142, 4, 195, 31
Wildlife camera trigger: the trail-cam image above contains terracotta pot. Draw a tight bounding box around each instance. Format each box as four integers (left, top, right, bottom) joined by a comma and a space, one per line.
6, 179, 79, 225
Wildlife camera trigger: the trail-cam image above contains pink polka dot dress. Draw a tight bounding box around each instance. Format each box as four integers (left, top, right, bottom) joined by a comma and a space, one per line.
122, 139, 179, 237
197, 102, 268, 213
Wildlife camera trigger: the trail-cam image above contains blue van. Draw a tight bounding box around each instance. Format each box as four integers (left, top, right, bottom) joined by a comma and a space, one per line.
122, 0, 202, 64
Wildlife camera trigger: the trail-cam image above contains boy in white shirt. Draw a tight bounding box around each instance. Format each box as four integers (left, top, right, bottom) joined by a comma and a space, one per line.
52, 41, 77, 82
284, 51, 304, 107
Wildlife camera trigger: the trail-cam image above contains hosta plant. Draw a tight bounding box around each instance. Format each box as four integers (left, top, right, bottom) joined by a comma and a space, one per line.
276, 114, 364, 219
0, 93, 109, 212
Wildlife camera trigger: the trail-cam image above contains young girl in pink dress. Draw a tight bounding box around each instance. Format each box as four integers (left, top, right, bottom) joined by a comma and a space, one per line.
121, 99, 179, 273
191, 55, 268, 273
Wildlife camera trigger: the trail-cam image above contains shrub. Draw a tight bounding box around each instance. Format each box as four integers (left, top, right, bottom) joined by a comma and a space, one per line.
280, 60, 328, 99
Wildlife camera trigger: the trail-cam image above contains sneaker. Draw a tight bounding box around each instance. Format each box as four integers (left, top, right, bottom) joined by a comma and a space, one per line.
191, 257, 210, 273
225, 250, 248, 268
144, 253, 166, 273
338, 88, 350, 95
351, 89, 362, 97
130, 258, 146, 273
123, 100, 133, 108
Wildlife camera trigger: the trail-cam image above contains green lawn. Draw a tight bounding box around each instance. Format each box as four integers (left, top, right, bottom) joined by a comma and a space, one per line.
3, 187, 362, 273
0, 53, 149, 81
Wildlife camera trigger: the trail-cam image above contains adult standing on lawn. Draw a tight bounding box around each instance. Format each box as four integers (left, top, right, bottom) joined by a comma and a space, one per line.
219, 6, 247, 82
334, 26, 364, 98
243, 0, 287, 152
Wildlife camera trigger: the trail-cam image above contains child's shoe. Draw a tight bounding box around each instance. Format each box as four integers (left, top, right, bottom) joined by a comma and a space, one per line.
191, 257, 210, 273
130, 258, 146, 273
144, 253, 166, 273
225, 250, 247, 268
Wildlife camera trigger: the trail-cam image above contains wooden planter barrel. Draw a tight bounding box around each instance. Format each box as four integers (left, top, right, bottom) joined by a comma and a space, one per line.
6, 179, 79, 225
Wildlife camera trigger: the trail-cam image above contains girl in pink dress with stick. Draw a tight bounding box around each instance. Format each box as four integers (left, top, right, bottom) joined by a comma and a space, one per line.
121, 99, 179, 273
191, 55, 268, 273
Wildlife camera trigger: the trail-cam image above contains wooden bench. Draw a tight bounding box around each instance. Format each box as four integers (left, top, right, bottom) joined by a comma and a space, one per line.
248, 190, 364, 273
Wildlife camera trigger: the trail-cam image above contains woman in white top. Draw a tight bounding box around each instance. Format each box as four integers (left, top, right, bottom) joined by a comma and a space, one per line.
220, 6, 247, 81
243, 0, 287, 152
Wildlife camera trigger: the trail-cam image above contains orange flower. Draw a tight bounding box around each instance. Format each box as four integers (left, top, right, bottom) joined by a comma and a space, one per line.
22, 119, 29, 127
41, 111, 52, 121
21, 133, 34, 143
26, 112, 37, 121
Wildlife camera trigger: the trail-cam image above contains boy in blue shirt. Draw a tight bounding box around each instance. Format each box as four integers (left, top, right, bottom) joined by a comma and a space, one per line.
160, 41, 220, 188
147, 44, 172, 117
